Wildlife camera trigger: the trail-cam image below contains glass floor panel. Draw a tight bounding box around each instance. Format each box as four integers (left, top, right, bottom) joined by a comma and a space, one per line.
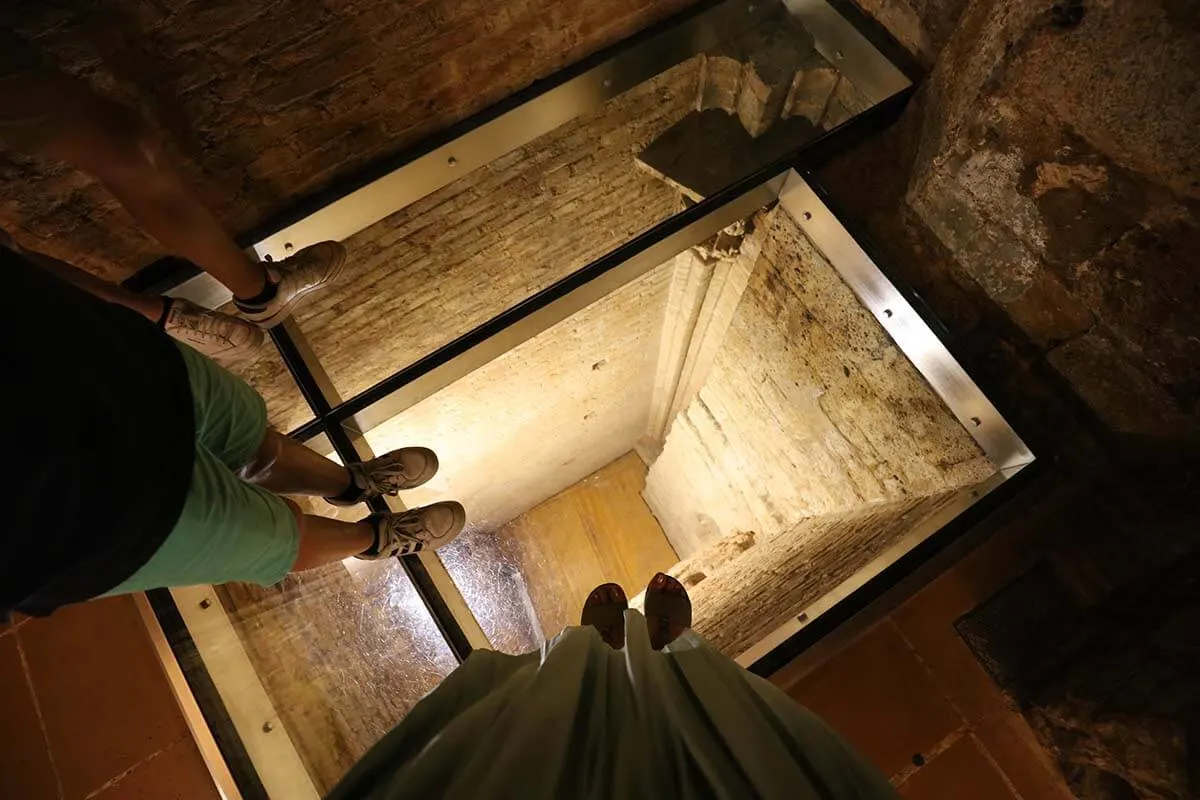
138, 3, 1034, 797
287, 2, 887, 400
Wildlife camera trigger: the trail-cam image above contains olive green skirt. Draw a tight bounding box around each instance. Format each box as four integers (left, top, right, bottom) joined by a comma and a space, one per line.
329, 611, 895, 800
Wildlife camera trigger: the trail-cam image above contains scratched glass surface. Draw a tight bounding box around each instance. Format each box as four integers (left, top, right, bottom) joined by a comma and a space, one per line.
215, 500, 456, 794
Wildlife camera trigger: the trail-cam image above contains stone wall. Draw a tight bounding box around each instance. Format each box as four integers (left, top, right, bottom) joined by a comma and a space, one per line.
826, 0, 1200, 442
818, 0, 1200, 795
292, 61, 698, 399
644, 207, 993, 557
0, 0, 696, 279
362, 258, 674, 533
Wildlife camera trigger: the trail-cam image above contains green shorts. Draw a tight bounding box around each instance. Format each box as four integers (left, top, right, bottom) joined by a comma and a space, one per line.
105, 342, 300, 595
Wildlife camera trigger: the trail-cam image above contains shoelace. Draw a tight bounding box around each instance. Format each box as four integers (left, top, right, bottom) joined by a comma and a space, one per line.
385, 510, 431, 542
380, 513, 429, 557
169, 308, 237, 345
353, 457, 418, 497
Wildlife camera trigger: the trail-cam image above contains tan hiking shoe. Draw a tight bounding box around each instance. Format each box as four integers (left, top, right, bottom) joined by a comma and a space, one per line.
356, 501, 467, 559
326, 447, 440, 507
237, 240, 347, 328
164, 298, 265, 364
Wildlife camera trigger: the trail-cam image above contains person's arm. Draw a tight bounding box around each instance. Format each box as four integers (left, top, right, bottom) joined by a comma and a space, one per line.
0, 228, 162, 320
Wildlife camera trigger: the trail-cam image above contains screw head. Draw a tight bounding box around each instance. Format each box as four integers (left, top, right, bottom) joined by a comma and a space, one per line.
447, 156, 458, 167
283, 242, 294, 252
262, 721, 274, 733
199, 598, 212, 610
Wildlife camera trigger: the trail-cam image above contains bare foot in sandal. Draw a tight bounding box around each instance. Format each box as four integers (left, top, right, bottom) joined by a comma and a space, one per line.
645, 572, 692, 651
581, 582, 628, 649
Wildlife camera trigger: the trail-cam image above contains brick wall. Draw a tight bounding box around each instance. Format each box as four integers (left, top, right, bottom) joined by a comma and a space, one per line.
362, 256, 675, 532
227, 59, 699, 429
675, 488, 987, 657
0, 597, 217, 800
644, 207, 993, 557
0, 0, 698, 280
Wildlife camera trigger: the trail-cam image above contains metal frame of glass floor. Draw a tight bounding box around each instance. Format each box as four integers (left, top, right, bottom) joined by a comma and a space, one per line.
127, 1, 1042, 796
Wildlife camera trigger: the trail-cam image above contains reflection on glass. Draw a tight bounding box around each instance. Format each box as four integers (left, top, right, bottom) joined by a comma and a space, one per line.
293, 8, 876, 398
214, 558, 456, 794
171, 439, 454, 794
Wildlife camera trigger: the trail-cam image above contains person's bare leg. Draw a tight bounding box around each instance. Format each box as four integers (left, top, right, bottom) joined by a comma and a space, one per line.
240, 430, 353, 498
241, 432, 466, 560
0, 32, 346, 327
34, 87, 267, 299
285, 501, 374, 571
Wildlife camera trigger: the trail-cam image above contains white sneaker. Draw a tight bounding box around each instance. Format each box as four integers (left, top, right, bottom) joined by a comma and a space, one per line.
356, 501, 467, 559
164, 298, 265, 364
237, 241, 346, 328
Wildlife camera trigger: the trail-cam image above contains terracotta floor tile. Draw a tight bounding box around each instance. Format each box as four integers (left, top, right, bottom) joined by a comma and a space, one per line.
787, 620, 964, 778
892, 567, 1015, 723
20, 596, 188, 800
93, 738, 218, 800
899, 735, 1016, 800
976, 711, 1074, 800
0, 634, 60, 800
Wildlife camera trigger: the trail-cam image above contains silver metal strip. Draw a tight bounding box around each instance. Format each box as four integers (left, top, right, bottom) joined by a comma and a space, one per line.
783, 0, 911, 103
170, 585, 321, 800
346, 173, 788, 436
134, 594, 243, 800
251, 0, 777, 263
777, 173, 1035, 471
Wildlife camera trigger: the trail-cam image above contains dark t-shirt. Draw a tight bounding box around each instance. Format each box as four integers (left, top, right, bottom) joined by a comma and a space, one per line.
1, 248, 195, 617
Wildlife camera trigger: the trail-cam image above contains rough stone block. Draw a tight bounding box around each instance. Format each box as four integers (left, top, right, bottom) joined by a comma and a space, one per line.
909, 161, 1042, 304
1002, 269, 1094, 348
820, 75, 873, 130
1047, 333, 1198, 439
636, 108, 815, 200
784, 63, 839, 125
698, 55, 743, 113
